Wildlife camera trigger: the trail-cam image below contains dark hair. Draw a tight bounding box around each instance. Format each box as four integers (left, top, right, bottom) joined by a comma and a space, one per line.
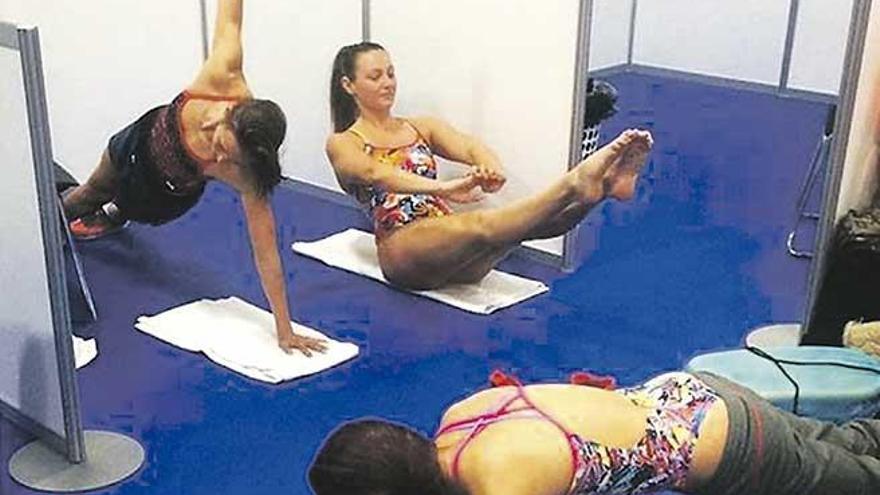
330, 42, 386, 132
309, 419, 470, 495
230, 98, 286, 197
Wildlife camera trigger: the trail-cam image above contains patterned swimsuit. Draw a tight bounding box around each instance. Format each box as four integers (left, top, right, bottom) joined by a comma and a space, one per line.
435, 372, 721, 494
347, 122, 453, 237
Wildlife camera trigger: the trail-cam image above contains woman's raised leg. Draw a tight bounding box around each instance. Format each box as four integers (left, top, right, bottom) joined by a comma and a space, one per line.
378, 130, 652, 288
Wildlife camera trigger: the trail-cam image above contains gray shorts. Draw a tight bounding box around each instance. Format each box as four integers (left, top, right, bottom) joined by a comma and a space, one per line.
694, 372, 880, 495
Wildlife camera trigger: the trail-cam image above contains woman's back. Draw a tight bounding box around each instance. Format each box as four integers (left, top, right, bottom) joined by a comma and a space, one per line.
435, 377, 728, 495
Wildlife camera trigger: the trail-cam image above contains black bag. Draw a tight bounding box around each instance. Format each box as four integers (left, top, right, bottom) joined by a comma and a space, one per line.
803, 208, 880, 345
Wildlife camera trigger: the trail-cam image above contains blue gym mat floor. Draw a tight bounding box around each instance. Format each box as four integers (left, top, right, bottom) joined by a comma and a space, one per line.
0, 71, 831, 494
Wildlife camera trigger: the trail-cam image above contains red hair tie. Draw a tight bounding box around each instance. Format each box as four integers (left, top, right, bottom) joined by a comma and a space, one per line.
569, 371, 616, 390
489, 370, 522, 387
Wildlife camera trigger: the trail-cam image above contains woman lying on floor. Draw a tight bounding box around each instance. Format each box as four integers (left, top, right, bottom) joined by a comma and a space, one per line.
309, 370, 880, 495
60, 0, 324, 355
326, 42, 653, 290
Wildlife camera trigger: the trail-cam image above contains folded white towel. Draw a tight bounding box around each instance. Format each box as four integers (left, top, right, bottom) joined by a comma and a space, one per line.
72, 335, 97, 369
292, 229, 549, 314
135, 297, 359, 384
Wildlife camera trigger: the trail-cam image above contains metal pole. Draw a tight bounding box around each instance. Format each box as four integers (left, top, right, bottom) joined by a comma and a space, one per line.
563, 0, 595, 271
626, 0, 638, 65
362, 0, 371, 42
779, 0, 801, 91
200, 0, 210, 60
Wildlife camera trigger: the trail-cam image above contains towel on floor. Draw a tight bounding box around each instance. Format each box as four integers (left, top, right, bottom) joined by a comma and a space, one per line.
292, 229, 549, 314
73, 335, 97, 369
134, 297, 359, 384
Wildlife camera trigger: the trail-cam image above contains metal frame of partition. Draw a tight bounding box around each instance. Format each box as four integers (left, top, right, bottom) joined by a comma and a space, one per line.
626, 0, 638, 65
362, 0, 371, 41
779, 0, 801, 91
199, 0, 210, 60
562, 0, 595, 271
802, 0, 874, 335
0, 21, 85, 463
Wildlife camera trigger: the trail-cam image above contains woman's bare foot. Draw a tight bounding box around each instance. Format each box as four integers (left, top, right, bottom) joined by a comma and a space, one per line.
569, 129, 641, 204
571, 129, 654, 204
602, 130, 653, 200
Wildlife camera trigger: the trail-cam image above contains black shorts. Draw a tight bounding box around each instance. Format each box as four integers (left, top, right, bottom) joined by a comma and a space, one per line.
106, 107, 205, 225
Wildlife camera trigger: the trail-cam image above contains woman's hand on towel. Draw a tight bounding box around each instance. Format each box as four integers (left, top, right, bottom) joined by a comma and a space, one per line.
277, 326, 328, 357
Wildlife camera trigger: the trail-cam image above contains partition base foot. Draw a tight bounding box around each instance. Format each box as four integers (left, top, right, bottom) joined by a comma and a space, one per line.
9, 430, 144, 492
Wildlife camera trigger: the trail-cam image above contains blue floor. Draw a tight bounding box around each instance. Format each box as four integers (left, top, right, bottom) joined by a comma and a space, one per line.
1, 72, 831, 494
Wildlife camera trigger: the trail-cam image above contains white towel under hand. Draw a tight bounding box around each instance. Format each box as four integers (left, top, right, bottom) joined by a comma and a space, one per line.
292, 229, 549, 314
135, 297, 359, 384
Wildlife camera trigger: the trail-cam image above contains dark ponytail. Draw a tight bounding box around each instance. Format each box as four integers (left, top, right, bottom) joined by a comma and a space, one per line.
230, 98, 286, 198
330, 42, 386, 132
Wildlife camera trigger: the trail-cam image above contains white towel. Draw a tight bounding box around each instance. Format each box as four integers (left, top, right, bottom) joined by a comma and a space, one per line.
134, 297, 359, 384
292, 229, 549, 314
73, 335, 97, 369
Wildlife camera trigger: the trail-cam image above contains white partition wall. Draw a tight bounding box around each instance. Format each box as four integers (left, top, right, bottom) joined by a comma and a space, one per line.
372, 0, 582, 255
589, 0, 632, 71
788, 0, 855, 94
205, 0, 362, 191
1, 0, 203, 181
632, 0, 790, 85
619, 0, 853, 96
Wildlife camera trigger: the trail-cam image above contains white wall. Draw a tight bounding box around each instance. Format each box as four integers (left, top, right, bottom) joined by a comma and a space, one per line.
835, 1, 880, 220
1, 0, 203, 181
0, 43, 66, 439
589, 0, 632, 71
788, 0, 854, 94
205, 0, 361, 192
632, 0, 790, 84
372, 0, 581, 255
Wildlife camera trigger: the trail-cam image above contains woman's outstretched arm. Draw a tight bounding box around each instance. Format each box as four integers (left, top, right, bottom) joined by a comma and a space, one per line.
411, 117, 506, 193
241, 193, 327, 356
188, 0, 250, 97
326, 132, 479, 197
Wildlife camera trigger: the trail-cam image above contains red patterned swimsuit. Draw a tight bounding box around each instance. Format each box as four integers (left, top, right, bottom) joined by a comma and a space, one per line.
346, 121, 453, 237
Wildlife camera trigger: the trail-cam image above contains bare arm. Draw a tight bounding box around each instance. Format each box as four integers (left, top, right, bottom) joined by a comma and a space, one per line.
325, 133, 478, 196
411, 116, 506, 192
241, 194, 326, 356
188, 0, 250, 97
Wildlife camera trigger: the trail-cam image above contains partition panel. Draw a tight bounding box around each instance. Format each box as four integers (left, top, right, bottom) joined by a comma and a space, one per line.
632, 0, 790, 85
788, 0, 854, 94
0, 22, 84, 462
589, 0, 632, 71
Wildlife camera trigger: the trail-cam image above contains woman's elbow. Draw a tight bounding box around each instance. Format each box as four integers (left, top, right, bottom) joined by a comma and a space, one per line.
363, 165, 387, 188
